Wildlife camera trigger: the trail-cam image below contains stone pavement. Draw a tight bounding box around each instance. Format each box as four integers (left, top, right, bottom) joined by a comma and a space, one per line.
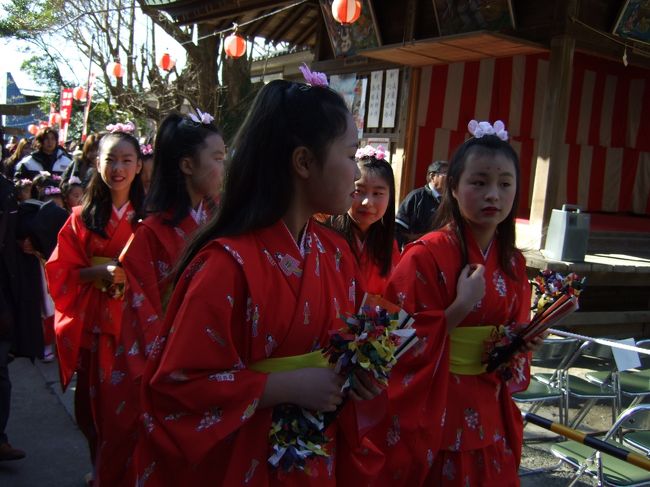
0, 357, 89, 487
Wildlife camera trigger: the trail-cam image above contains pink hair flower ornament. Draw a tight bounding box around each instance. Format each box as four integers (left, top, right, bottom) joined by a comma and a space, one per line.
468, 120, 508, 141
43, 186, 61, 196
299, 63, 329, 87
140, 144, 153, 156
106, 121, 136, 134
188, 108, 214, 125
355, 144, 386, 161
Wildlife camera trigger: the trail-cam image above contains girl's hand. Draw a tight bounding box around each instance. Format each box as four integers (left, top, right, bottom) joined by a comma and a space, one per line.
105, 263, 126, 284
262, 367, 345, 412
456, 264, 485, 309
524, 333, 547, 353
348, 369, 384, 401
445, 264, 486, 331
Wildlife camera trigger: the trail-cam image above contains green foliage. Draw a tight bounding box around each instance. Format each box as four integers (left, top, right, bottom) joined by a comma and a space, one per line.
0, 0, 64, 38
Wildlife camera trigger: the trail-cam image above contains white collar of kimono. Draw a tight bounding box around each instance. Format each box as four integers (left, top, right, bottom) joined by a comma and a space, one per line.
190, 200, 206, 225
480, 238, 494, 261
281, 220, 309, 258
112, 203, 129, 220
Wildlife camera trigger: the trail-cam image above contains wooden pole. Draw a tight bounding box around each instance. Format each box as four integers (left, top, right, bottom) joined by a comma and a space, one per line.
524, 412, 650, 472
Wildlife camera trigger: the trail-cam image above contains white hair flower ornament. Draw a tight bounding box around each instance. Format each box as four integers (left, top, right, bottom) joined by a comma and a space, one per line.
468, 120, 508, 141
188, 108, 214, 125
355, 144, 387, 161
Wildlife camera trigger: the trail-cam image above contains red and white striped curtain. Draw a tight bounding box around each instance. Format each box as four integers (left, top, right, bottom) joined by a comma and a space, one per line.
414, 52, 650, 217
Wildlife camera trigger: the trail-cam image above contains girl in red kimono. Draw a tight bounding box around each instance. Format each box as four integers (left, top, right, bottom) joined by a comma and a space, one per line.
373, 122, 542, 486
46, 126, 144, 486
134, 77, 383, 486
328, 145, 399, 296
121, 112, 225, 379
115, 113, 225, 483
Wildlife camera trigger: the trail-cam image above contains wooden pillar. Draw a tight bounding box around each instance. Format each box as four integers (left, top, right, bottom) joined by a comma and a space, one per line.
528, 34, 575, 249
393, 0, 419, 204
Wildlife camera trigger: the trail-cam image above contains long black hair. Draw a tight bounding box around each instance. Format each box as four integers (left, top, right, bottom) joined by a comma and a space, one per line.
146, 112, 223, 226
81, 132, 145, 237
175, 79, 350, 282
432, 134, 520, 278
329, 158, 396, 276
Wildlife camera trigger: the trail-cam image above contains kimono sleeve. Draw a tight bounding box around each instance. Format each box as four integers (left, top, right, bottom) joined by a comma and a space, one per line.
121, 224, 168, 377
143, 243, 269, 466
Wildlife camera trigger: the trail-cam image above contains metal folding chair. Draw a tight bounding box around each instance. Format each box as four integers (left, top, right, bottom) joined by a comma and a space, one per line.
551, 404, 650, 486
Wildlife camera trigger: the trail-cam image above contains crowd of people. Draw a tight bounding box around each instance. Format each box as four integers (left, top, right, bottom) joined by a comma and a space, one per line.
0, 69, 542, 486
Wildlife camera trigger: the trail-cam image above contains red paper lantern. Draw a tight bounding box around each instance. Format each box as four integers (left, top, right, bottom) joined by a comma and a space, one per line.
106, 61, 125, 78
28, 124, 38, 135
224, 34, 246, 58
73, 86, 87, 101
332, 0, 361, 25
158, 52, 176, 71
49, 112, 61, 126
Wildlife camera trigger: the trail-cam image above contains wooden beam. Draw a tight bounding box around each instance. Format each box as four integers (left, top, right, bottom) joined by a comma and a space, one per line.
399, 66, 421, 203
528, 34, 575, 250
270, 4, 308, 41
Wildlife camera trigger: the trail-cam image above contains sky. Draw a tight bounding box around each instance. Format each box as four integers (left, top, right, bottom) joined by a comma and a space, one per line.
1, 5, 188, 94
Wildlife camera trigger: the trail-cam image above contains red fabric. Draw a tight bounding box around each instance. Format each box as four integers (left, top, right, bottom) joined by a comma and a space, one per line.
429, 436, 519, 487
134, 219, 380, 486
45, 204, 137, 486
357, 240, 401, 297
370, 226, 530, 486
120, 213, 199, 382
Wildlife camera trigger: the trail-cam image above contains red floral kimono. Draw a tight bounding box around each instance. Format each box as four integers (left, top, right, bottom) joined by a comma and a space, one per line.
45, 204, 137, 486
372, 225, 531, 487
356, 239, 401, 296
120, 212, 199, 381
135, 219, 380, 486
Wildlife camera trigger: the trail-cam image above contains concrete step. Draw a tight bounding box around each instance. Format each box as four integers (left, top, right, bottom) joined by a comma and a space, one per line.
587, 232, 650, 257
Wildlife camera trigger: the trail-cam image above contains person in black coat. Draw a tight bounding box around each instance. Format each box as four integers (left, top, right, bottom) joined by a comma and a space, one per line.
0, 174, 26, 461
395, 160, 448, 249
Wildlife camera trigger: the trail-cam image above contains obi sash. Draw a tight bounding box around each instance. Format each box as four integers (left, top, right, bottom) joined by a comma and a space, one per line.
249, 350, 329, 373
449, 325, 498, 375
90, 256, 114, 290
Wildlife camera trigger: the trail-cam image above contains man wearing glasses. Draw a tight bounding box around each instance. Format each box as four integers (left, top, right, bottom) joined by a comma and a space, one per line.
395, 160, 448, 249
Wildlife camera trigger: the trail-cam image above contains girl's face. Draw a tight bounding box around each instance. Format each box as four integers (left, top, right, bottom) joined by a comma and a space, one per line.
186, 133, 226, 201
349, 167, 390, 234
98, 138, 142, 200
66, 185, 84, 208
452, 151, 517, 235
307, 113, 360, 215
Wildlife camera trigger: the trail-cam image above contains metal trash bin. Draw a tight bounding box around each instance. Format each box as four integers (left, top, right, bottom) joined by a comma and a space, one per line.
543, 204, 590, 262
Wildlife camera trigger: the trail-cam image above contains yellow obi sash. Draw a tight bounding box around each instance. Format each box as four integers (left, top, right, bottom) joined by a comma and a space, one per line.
449, 325, 498, 375
249, 350, 329, 373
90, 256, 115, 290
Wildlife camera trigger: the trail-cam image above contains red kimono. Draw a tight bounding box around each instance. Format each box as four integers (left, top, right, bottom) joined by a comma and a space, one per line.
135, 219, 378, 486
372, 225, 531, 487
120, 212, 199, 380
46, 204, 137, 486
356, 239, 401, 296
